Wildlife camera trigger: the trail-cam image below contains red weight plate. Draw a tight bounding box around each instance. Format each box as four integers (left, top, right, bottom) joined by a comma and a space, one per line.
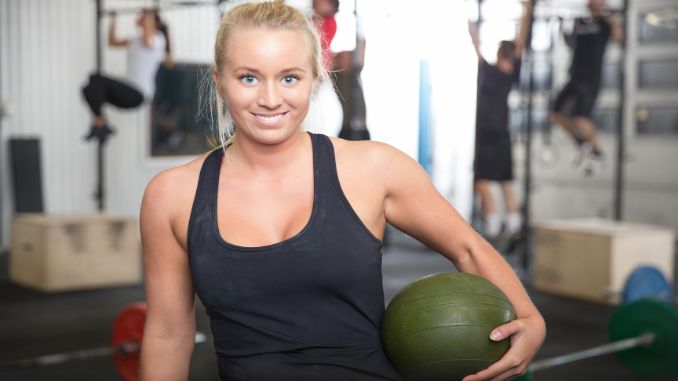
112, 302, 147, 381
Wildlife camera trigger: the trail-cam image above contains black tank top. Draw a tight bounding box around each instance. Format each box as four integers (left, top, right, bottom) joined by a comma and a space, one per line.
187, 133, 403, 381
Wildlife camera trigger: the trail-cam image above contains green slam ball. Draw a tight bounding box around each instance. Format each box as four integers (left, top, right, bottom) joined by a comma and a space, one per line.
381, 272, 516, 381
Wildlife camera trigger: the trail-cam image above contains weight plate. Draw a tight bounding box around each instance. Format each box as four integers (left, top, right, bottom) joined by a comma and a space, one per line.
513, 370, 534, 381
608, 299, 678, 377
622, 266, 673, 304
112, 302, 147, 381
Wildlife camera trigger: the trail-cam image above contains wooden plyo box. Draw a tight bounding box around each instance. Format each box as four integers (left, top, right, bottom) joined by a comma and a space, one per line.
533, 218, 675, 305
10, 213, 142, 292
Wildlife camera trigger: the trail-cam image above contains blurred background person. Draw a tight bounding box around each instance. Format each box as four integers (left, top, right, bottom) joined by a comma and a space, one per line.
549, 0, 623, 175
81, 9, 170, 143
469, 0, 532, 238
334, 9, 370, 141
305, 0, 343, 136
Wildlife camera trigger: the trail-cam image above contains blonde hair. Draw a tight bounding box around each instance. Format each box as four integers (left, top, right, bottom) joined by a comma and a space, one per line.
210, 0, 328, 147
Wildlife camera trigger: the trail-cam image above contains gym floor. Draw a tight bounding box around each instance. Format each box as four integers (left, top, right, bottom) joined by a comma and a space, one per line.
0, 229, 675, 381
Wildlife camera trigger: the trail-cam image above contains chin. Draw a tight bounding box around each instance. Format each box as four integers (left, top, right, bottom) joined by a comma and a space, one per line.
244, 127, 302, 145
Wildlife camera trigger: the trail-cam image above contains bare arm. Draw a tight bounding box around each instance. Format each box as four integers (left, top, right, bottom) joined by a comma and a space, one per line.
558, 17, 574, 48
514, 0, 534, 57
354, 38, 366, 69
107, 13, 129, 47
606, 12, 624, 44
139, 172, 196, 381
467, 21, 483, 60
375, 144, 545, 381
140, 18, 157, 47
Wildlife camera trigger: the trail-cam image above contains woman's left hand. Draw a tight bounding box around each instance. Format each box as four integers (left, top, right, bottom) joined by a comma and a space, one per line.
461, 314, 546, 381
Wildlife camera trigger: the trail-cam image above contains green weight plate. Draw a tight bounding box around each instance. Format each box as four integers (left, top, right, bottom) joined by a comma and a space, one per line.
608, 299, 678, 377
513, 370, 534, 381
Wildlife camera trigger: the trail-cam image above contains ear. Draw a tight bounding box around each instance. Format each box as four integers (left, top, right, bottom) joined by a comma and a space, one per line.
213, 68, 225, 99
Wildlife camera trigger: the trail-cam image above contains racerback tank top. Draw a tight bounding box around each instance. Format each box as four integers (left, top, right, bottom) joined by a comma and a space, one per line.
187, 133, 403, 381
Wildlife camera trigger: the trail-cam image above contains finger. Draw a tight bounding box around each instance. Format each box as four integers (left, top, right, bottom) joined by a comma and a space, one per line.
462, 358, 526, 381
462, 333, 531, 381
461, 357, 518, 381
487, 366, 528, 381
490, 320, 522, 342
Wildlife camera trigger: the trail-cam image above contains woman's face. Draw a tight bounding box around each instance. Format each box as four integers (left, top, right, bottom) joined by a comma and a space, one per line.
313, 0, 336, 17
218, 28, 315, 145
587, 0, 606, 14
137, 12, 156, 29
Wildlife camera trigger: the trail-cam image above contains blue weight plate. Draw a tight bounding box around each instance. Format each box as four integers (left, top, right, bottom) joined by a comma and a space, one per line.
621, 266, 672, 304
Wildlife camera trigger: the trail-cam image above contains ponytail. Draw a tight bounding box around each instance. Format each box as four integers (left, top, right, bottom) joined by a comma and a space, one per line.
155, 14, 171, 56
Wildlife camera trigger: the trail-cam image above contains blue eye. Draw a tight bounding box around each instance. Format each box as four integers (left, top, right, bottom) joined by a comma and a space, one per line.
239, 74, 257, 84
282, 75, 299, 85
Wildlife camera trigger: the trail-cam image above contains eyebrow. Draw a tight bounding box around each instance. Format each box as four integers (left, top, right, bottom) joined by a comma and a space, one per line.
231, 66, 307, 74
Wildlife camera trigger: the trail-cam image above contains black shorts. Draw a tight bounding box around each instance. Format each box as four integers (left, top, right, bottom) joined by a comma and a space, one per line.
553, 78, 600, 118
474, 129, 513, 182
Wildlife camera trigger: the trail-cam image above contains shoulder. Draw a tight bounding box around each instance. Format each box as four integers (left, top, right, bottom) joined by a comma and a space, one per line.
141, 151, 213, 220
330, 137, 401, 162
478, 61, 489, 75
328, 137, 421, 181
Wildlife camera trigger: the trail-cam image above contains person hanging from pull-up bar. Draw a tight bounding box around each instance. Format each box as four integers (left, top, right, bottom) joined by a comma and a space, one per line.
550, 0, 623, 175
81, 9, 170, 143
468, 0, 532, 239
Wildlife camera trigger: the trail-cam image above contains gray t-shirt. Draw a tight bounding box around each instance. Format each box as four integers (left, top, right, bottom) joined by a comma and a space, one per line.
126, 31, 166, 100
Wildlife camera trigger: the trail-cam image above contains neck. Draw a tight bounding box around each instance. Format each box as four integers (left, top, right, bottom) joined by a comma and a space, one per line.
226, 130, 309, 172
497, 61, 513, 74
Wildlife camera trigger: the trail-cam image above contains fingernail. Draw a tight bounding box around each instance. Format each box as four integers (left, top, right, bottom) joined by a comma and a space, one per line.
490, 330, 501, 340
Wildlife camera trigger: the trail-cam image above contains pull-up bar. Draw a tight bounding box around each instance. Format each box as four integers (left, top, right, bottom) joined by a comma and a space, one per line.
98, 0, 226, 16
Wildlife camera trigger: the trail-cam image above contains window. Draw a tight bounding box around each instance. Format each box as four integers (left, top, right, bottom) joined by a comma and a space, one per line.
151, 64, 214, 156
509, 105, 549, 132
638, 9, 678, 43
636, 106, 678, 135
593, 107, 620, 133
638, 60, 678, 89
528, 60, 554, 92
601, 61, 621, 89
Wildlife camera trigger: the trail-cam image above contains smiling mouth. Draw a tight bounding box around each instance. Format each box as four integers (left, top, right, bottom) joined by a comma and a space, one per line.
252, 112, 288, 124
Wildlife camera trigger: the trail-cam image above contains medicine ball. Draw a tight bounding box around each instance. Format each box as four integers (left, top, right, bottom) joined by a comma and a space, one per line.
382, 272, 515, 381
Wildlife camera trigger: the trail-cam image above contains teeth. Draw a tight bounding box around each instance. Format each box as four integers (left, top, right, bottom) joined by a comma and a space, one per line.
255, 113, 285, 122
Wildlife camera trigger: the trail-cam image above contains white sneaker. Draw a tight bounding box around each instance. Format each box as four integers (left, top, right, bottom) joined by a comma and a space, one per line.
582, 153, 604, 176
483, 213, 502, 238
573, 142, 593, 168
505, 213, 522, 235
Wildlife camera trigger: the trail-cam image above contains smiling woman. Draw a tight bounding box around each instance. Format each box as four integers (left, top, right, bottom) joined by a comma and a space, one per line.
138, 1, 545, 381
209, 1, 328, 146
216, 28, 315, 145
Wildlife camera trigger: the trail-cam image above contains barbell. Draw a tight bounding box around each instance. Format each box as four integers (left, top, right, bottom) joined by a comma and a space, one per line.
0, 302, 206, 381
516, 298, 678, 380
1, 267, 674, 380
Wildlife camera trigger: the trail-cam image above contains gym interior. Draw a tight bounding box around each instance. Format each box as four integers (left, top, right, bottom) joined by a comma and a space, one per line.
0, 0, 677, 380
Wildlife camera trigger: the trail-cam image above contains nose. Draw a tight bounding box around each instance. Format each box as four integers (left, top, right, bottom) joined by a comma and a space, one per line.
257, 81, 282, 109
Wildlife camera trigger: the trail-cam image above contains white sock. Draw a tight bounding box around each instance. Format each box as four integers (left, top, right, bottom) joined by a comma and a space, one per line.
484, 213, 502, 237
505, 212, 522, 235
